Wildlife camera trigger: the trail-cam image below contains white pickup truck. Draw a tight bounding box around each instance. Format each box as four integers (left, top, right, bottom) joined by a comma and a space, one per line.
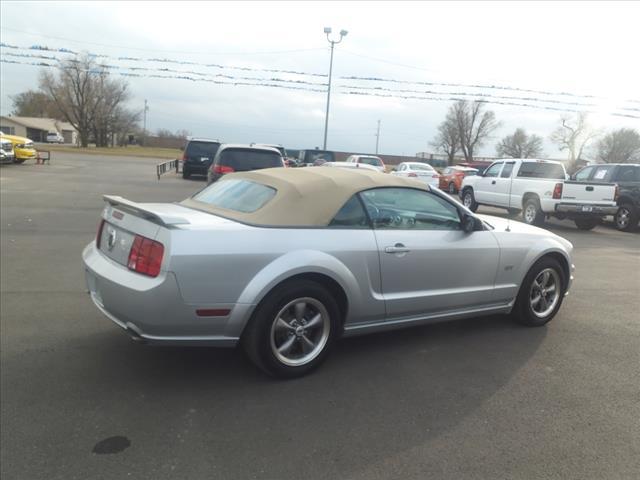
460, 159, 619, 230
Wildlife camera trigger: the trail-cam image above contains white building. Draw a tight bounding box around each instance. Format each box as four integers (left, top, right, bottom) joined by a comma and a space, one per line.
0, 116, 78, 144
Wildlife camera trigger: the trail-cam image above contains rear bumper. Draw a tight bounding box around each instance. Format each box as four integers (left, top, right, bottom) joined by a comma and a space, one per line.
83, 242, 243, 347
183, 162, 210, 175
555, 203, 618, 215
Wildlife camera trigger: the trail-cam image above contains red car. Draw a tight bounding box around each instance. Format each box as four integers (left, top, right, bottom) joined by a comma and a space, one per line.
439, 166, 479, 194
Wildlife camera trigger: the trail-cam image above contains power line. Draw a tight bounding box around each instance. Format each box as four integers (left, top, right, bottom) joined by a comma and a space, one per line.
0, 26, 326, 56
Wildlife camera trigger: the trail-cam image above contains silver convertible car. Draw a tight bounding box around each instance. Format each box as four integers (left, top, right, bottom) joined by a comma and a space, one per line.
83, 167, 574, 377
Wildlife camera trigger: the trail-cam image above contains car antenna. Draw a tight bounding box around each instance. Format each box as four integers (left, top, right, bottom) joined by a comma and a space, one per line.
506, 160, 515, 232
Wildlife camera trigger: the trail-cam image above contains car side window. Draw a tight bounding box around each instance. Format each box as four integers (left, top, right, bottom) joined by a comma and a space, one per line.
574, 166, 594, 181
615, 165, 639, 182
328, 195, 370, 229
360, 188, 461, 231
500, 163, 515, 178
484, 163, 503, 178
592, 165, 613, 181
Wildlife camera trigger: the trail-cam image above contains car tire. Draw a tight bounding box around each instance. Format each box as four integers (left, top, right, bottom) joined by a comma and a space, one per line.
522, 198, 544, 226
182, 166, 190, 179
614, 204, 638, 232
462, 189, 478, 212
512, 256, 566, 327
448, 182, 457, 194
242, 279, 341, 378
574, 218, 598, 230
13, 158, 25, 164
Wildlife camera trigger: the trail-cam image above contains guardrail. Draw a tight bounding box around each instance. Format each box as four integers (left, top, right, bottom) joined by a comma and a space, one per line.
156, 159, 180, 180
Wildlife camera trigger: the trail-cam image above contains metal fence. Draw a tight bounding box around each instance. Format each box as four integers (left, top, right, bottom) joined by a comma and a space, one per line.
156, 159, 179, 180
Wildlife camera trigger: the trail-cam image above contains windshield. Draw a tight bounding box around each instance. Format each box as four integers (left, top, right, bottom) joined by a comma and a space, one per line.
218, 148, 283, 171
185, 141, 220, 158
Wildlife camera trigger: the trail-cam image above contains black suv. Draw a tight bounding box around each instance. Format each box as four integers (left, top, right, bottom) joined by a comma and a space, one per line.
181, 138, 221, 179
207, 144, 285, 184
572, 163, 640, 231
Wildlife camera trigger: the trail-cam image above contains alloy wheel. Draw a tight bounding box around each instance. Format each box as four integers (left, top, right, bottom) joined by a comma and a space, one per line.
270, 297, 331, 367
616, 207, 630, 229
529, 268, 561, 318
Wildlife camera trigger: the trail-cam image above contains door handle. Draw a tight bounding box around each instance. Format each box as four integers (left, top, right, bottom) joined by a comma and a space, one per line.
385, 243, 410, 254
491, 180, 496, 185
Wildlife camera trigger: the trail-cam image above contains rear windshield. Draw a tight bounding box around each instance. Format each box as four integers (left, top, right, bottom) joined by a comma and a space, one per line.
359, 157, 383, 167
517, 162, 566, 179
219, 149, 283, 171
303, 151, 335, 163
192, 179, 276, 213
185, 141, 220, 158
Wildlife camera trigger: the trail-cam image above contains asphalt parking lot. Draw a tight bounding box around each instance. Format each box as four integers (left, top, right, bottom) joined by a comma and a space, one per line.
1, 153, 639, 480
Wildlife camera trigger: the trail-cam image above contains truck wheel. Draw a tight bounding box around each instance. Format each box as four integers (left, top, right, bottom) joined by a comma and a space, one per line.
462, 189, 478, 212
614, 204, 638, 232
574, 218, 598, 230
13, 158, 26, 164
448, 182, 457, 194
522, 198, 544, 226
182, 166, 190, 179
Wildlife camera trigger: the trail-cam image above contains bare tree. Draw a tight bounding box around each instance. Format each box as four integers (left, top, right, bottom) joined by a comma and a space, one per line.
550, 112, 598, 170
452, 100, 500, 162
595, 128, 640, 164
10, 90, 63, 119
156, 128, 191, 139
39, 54, 137, 147
39, 55, 102, 147
430, 110, 460, 165
496, 128, 544, 158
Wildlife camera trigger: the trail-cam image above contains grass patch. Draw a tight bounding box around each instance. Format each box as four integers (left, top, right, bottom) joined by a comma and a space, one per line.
35, 144, 181, 159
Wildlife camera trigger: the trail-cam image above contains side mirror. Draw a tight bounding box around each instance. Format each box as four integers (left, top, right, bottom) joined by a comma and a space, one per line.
462, 214, 476, 234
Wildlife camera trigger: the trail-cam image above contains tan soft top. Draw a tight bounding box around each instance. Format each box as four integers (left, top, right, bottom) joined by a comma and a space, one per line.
181, 167, 430, 227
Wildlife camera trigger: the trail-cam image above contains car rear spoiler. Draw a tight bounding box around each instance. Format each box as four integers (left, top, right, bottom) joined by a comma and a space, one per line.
103, 195, 190, 226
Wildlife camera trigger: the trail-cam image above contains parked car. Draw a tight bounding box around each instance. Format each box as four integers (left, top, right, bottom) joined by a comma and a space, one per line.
458, 161, 493, 175
207, 144, 285, 184
83, 167, 574, 378
572, 163, 640, 232
180, 138, 221, 179
321, 161, 381, 172
0, 136, 15, 164
46, 132, 65, 144
439, 166, 478, 194
345, 154, 385, 173
392, 161, 441, 188
297, 149, 336, 166
460, 159, 619, 230
0, 133, 37, 164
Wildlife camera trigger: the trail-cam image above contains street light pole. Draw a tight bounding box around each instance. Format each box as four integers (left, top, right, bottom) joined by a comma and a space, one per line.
322, 27, 347, 150
375, 119, 381, 154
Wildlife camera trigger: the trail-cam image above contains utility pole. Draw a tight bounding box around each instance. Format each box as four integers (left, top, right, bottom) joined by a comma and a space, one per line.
375, 119, 381, 154
322, 27, 348, 150
142, 99, 149, 146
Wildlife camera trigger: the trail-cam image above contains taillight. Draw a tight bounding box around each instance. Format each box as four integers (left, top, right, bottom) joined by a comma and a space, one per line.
96, 219, 105, 248
127, 235, 164, 277
181, 153, 187, 161
552, 182, 563, 199
213, 164, 234, 175
408, 172, 417, 177
614, 184, 619, 202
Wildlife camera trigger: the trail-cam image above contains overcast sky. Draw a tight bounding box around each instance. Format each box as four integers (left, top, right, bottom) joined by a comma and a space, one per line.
1, 1, 639, 156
